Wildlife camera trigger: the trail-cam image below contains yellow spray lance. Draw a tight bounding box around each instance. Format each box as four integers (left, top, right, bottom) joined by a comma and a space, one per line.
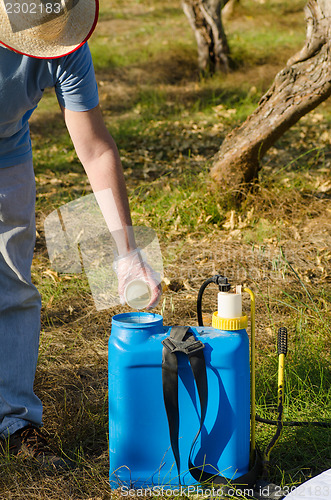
244, 287, 257, 460
263, 327, 288, 471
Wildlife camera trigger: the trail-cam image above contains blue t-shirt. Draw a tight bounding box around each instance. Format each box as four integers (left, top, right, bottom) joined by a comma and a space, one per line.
0, 43, 99, 168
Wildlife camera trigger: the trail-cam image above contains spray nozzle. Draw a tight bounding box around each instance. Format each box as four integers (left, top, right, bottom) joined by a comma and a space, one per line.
211, 275, 231, 292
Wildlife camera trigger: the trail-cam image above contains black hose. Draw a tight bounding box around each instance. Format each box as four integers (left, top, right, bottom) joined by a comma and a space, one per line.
197, 277, 216, 326
197, 274, 230, 327
256, 414, 331, 428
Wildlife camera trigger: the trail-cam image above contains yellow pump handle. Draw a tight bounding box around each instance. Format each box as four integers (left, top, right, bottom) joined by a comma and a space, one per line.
244, 288, 256, 460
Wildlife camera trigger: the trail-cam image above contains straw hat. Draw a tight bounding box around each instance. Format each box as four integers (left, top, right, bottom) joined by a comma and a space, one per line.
0, 0, 99, 58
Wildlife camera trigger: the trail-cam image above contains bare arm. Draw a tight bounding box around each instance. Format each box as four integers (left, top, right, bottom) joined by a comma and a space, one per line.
61, 104, 162, 308
61, 104, 135, 254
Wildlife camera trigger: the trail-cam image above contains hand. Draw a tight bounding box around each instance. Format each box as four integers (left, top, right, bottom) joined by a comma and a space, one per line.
114, 248, 162, 310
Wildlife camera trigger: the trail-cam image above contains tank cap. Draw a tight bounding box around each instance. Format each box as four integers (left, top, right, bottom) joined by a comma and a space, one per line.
212, 312, 248, 331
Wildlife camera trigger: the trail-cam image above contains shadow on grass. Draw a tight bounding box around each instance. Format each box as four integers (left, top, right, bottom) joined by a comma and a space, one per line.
266, 425, 331, 485
29, 78, 251, 180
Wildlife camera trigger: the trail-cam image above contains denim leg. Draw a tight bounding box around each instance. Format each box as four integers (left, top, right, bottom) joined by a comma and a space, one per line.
0, 161, 43, 438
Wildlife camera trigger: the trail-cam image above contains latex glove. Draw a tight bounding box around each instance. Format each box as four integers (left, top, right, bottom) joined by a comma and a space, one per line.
114, 248, 162, 310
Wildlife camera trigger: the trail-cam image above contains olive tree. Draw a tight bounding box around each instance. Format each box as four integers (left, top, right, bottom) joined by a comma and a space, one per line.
210, 0, 331, 191
182, 0, 230, 73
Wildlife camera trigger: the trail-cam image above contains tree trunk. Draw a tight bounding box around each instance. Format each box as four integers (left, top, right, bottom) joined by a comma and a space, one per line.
182, 0, 230, 73
222, 0, 240, 20
211, 0, 331, 191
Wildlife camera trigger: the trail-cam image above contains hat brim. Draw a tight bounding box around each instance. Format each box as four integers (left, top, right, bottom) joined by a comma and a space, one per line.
0, 0, 99, 59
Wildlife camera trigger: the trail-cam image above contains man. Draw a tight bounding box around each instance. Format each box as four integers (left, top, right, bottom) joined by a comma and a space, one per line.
0, 0, 161, 466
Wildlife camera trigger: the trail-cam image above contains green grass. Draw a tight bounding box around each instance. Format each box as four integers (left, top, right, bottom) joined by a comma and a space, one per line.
129, 168, 225, 235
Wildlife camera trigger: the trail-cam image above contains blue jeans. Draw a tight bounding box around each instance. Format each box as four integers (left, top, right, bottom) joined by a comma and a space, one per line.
0, 161, 43, 438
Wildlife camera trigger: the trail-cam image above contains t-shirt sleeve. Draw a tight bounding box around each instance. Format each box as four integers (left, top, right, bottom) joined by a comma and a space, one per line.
54, 43, 99, 111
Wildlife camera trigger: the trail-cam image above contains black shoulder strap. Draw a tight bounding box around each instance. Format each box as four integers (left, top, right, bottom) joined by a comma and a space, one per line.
162, 326, 262, 489
162, 326, 207, 478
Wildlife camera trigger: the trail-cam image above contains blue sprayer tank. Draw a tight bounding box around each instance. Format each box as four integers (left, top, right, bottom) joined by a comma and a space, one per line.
108, 292, 251, 489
